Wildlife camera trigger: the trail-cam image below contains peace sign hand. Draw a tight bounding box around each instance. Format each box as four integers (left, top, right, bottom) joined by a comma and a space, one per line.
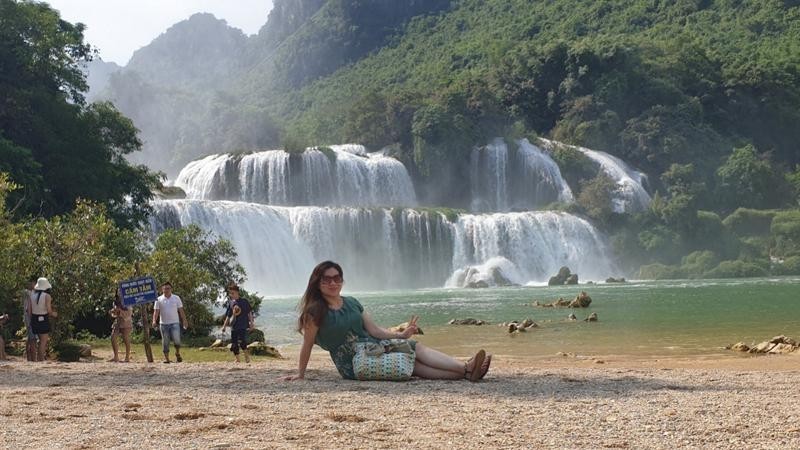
399, 315, 419, 339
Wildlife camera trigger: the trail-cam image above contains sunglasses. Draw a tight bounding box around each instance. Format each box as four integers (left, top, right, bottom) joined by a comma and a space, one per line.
320, 275, 344, 285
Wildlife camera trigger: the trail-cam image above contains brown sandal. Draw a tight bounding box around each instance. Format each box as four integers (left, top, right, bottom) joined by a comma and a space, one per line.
477, 354, 492, 380
464, 349, 486, 382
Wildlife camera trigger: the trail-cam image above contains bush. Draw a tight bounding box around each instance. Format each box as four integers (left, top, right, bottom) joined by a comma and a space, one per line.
638, 263, 686, 280
771, 210, 800, 257
772, 256, 800, 275
53, 341, 82, 362
247, 328, 265, 343
722, 208, 778, 236
703, 260, 768, 279
681, 251, 718, 277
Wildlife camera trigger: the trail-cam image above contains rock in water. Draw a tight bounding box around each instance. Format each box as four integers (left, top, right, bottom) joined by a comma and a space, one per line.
569, 291, 592, 308
448, 318, 486, 325
584, 313, 598, 322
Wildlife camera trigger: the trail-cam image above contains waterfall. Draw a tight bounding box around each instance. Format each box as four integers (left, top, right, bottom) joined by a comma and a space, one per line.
151, 200, 614, 295
150, 200, 452, 294
447, 211, 614, 287
173, 146, 417, 207
470, 138, 574, 212
539, 138, 651, 212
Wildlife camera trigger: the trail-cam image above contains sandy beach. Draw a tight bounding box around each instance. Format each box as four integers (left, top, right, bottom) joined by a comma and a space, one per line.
1, 348, 799, 449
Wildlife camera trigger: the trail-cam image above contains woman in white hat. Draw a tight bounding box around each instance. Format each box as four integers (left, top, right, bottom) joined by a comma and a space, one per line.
31, 277, 57, 361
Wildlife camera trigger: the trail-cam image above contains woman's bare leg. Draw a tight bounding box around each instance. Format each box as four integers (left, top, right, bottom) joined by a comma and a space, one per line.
413, 360, 464, 379
110, 330, 119, 361
122, 328, 132, 361
37, 334, 48, 361
415, 343, 468, 374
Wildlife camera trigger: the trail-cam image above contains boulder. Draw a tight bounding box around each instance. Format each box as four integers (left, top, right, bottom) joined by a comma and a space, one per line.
389, 322, 424, 335
79, 344, 92, 357
745, 336, 800, 354
507, 319, 537, 333
210, 339, 223, 348
246, 342, 282, 358
584, 313, 598, 322
248, 328, 266, 344
605, 277, 626, 283
568, 292, 592, 308
567, 313, 577, 321
548, 266, 578, 286
467, 280, 489, 289
448, 318, 486, 326
729, 342, 749, 352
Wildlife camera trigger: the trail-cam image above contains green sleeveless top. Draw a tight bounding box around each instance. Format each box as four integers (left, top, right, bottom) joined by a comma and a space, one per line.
315, 296, 375, 379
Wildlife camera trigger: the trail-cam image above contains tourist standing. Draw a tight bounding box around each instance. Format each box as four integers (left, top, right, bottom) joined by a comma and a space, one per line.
30, 277, 57, 362
21, 277, 37, 361
109, 291, 133, 362
221, 282, 254, 363
151, 282, 188, 363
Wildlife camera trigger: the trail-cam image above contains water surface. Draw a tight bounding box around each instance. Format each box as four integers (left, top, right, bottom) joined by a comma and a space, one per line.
256, 277, 800, 358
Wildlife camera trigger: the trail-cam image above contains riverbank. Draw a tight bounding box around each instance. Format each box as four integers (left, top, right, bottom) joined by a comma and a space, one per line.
1, 349, 798, 449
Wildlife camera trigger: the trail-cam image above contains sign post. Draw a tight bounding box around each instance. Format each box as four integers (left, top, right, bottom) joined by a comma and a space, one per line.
119, 275, 158, 363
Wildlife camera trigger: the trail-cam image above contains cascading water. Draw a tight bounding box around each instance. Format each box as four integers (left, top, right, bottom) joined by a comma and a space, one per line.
539, 138, 651, 213
447, 211, 614, 287
173, 146, 417, 207
155, 139, 638, 296
151, 200, 615, 294
470, 138, 574, 212
150, 200, 453, 294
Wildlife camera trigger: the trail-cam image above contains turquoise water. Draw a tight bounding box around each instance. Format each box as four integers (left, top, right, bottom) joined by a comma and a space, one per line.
255, 277, 800, 358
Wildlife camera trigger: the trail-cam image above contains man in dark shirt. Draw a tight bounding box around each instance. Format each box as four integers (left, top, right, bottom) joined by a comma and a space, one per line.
221, 282, 254, 363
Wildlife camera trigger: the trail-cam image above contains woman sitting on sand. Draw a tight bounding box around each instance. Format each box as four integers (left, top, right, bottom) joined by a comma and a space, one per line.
283, 261, 491, 381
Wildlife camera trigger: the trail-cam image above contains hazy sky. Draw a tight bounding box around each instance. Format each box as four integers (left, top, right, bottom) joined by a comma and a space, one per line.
45, 1, 274, 65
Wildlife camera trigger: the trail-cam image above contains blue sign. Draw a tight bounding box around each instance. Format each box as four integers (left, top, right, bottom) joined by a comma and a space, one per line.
119, 276, 158, 307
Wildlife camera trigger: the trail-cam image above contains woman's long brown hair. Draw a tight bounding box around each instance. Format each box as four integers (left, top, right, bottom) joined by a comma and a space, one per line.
297, 261, 343, 333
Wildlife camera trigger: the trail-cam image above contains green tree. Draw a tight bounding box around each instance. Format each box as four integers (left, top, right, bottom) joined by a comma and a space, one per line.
715, 145, 784, 212
576, 173, 616, 226
141, 225, 249, 336
0, 0, 159, 226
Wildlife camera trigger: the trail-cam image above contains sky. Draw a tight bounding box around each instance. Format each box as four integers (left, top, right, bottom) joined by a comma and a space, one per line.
45, 1, 274, 66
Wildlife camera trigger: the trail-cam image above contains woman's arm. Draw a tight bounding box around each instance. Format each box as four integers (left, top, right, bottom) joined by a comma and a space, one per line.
46, 294, 57, 318
362, 313, 417, 339
284, 322, 318, 381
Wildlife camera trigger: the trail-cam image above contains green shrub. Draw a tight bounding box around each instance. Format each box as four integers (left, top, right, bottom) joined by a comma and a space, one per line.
247, 328, 266, 343
638, 263, 686, 280
722, 208, 778, 236
680, 251, 719, 277
703, 260, 768, 279
53, 341, 82, 362
771, 210, 800, 257
772, 256, 800, 275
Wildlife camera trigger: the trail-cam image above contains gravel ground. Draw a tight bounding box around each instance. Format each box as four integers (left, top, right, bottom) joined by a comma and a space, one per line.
1, 351, 799, 449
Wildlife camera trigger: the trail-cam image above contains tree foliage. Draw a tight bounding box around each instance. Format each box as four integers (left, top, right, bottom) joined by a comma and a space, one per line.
0, 0, 159, 226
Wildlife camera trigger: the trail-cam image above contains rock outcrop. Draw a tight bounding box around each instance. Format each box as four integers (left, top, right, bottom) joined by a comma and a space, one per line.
448, 318, 487, 325
728, 336, 799, 355
532, 291, 592, 308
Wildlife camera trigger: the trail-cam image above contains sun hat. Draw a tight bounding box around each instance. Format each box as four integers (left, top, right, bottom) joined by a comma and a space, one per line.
34, 277, 52, 291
